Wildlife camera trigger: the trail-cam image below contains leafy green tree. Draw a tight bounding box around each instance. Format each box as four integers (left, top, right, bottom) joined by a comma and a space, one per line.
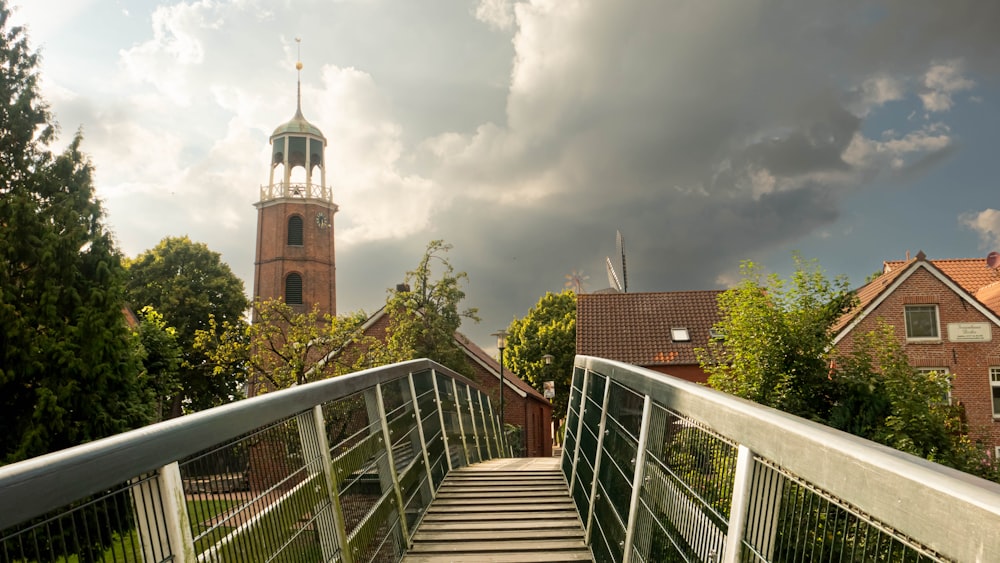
504, 290, 576, 421
700, 255, 998, 481
125, 236, 249, 416
698, 255, 855, 421
133, 306, 183, 422
0, 4, 153, 463
832, 322, 997, 480
196, 299, 389, 393
385, 240, 479, 376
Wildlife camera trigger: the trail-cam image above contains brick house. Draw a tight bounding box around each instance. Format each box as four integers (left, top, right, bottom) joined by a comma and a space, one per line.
831, 251, 1000, 455
354, 308, 552, 457
576, 291, 724, 384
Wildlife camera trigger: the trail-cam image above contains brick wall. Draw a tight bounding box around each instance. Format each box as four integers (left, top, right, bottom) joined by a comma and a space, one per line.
835, 267, 1000, 451
253, 200, 338, 317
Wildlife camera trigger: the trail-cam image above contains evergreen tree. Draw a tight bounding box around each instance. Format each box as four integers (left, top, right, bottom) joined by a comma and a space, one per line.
0, 4, 152, 463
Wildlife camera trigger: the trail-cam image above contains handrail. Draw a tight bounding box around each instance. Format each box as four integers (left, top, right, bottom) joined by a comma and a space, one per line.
0, 359, 503, 562
564, 355, 1000, 563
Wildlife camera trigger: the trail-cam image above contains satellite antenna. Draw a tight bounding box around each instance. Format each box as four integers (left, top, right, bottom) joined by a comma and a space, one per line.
987, 251, 1000, 269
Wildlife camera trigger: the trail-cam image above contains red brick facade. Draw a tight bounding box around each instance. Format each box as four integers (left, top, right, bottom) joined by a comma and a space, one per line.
834, 259, 1000, 453
253, 200, 337, 316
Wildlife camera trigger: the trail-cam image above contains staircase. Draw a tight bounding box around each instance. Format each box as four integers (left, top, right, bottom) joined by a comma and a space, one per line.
402, 458, 593, 562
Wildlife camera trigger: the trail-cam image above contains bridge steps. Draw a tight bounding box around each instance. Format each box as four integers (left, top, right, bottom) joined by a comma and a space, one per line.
402, 457, 594, 562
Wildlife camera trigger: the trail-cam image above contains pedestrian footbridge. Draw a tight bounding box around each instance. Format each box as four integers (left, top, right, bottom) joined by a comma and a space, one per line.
2, 357, 1000, 562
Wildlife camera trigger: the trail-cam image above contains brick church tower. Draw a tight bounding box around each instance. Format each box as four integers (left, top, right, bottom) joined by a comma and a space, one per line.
253, 58, 337, 316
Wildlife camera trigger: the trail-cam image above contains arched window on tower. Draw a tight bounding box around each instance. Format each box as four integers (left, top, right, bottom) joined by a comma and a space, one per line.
287, 215, 304, 246
285, 273, 303, 305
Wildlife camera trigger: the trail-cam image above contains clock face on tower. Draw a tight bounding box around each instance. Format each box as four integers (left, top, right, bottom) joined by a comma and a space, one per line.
315, 212, 329, 228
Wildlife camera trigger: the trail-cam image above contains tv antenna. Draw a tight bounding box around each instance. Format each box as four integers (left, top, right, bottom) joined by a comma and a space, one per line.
605, 230, 628, 293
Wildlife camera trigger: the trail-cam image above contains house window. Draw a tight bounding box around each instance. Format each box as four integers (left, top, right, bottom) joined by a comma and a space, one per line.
671, 328, 690, 342
904, 305, 939, 340
916, 368, 950, 405
285, 273, 303, 305
287, 215, 304, 246
991, 367, 1000, 419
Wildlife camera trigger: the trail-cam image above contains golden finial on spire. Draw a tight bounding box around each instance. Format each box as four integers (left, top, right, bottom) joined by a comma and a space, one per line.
295, 37, 302, 71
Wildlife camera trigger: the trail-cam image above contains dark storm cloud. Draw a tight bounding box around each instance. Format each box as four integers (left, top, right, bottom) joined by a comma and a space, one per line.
404, 0, 1000, 343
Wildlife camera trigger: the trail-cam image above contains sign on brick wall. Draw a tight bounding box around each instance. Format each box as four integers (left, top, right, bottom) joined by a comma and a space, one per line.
947, 322, 992, 342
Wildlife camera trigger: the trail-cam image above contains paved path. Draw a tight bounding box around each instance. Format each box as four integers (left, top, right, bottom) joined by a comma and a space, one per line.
401, 457, 593, 562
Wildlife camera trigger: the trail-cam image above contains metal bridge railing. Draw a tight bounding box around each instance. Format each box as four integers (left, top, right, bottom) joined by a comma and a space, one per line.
0, 359, 506, 563
563, 356, 1000, 563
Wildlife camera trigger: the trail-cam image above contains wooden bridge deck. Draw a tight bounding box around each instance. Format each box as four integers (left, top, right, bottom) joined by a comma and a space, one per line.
402, 457, 594, 562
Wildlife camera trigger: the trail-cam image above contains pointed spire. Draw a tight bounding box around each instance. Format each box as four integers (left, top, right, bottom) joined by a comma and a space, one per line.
294, 37, 304, 119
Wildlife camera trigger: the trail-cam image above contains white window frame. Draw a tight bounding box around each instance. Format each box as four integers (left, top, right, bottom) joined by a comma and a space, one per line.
991, 367, 1000, 420
916, 367, 950, 405
904, 304, 940, 341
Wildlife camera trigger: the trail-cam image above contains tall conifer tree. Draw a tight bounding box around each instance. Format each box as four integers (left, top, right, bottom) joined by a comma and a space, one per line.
0, 3, 152, 463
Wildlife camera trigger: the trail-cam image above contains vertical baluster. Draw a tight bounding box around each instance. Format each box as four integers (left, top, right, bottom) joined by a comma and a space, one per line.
465, 385, 483, 462
477, 390, 494, 460
430, 370, 454, 473
408, 372, 437, 502
365, 383, 410, 548
297, 406, 350, 562
622, 396, 652, 563
451, 379, 471, 466
131, 463, 194, 563
568, 367, 591, 498
585, 374, 612, 543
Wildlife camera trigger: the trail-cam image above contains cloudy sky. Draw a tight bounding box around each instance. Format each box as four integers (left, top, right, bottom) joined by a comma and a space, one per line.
12, 0, 1000, 349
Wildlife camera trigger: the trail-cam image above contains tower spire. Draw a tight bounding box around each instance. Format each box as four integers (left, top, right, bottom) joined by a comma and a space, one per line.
294, 37, 303, 118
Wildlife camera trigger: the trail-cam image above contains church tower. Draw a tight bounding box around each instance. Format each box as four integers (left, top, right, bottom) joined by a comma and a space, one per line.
253, 54, 337, 316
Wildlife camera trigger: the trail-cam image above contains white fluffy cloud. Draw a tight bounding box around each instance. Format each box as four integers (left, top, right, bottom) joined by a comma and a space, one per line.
920, 60, 976, 112
961, 209, 1000, 251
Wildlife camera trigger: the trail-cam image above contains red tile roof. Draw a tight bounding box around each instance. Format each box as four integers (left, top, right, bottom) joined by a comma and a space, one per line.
884, 257, 1000, 295
576, 291, 724, 366
835, 253, 1000, 334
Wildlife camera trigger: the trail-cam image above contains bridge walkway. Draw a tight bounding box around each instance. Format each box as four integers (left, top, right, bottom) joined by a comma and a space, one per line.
402, 457, 594, 562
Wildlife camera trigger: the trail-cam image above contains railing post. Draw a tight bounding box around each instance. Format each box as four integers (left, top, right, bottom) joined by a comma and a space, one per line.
486, 391, 504, 458
132, 463, 194, 563
365, 384, 410, 549
408, 372, 438, 502
622, 396, 652, 563
451, 379, 471, 465
725, 448, 782, 563
465, 385, 483, 462
430, 370, 454, 473
297, 406, 350, 563
568, 367, 591, 496
476, 390, 493, 460
585, 374, 612, 543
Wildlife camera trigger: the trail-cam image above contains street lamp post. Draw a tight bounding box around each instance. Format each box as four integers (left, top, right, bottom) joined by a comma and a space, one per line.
492, 330, 508, 429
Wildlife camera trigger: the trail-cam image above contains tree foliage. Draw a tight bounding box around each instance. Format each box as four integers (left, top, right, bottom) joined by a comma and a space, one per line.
132, 306, 183, 422
0, 4, 152, 463
504, 290, 576, 420
385, 240, 479, 376
125, 236, 249, 415
699, 256, 855, 421
831, 322, 997, 480
196, 299, 390, 393
700, 255, 998, 481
